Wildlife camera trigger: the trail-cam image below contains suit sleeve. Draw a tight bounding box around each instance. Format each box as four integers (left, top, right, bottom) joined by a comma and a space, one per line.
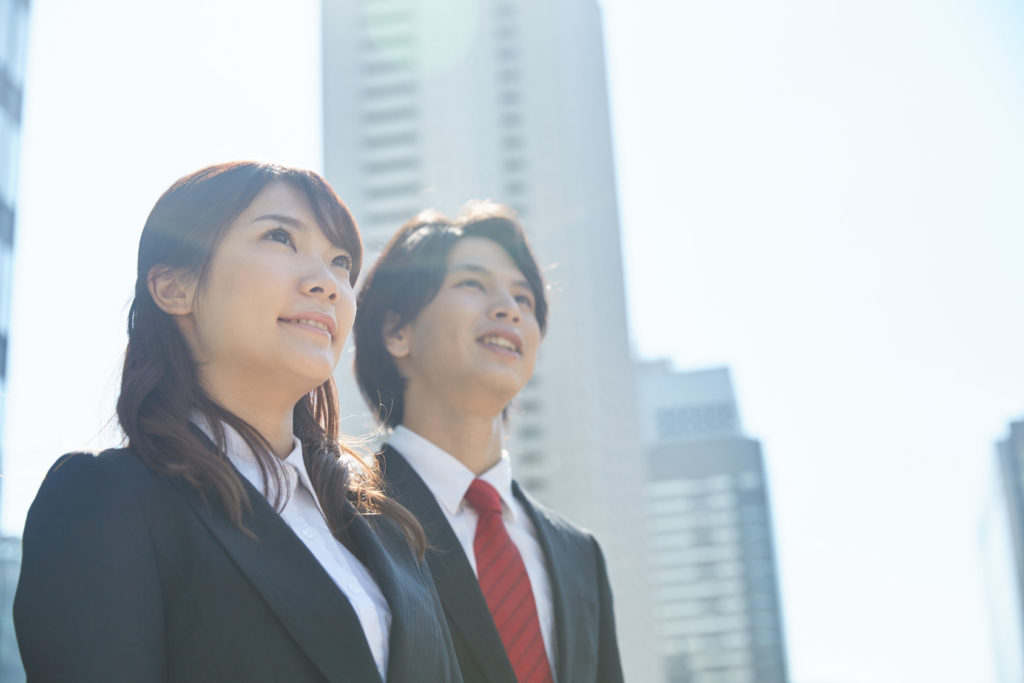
14, 453, 167, 683
592, 538, 625, 683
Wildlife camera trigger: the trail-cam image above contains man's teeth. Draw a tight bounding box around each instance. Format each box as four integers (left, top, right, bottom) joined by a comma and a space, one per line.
294, 318, 330, 333
480, 335, 518, 353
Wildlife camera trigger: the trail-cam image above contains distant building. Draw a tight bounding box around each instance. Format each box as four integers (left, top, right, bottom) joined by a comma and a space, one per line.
639, 361, 789, 683
1, 0, 30, 679
982, 419, 1024, 683
1, 0, 29, 495
322, 1, 660, 679
0, 537, 20, 682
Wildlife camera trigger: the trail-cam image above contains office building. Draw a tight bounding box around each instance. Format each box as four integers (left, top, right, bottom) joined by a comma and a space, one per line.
1, 0, 28, 495
639, 361, 789, 683
0, 536, 20, 682
322, 1, 660, 679
1, 1, 29, 680
982, 418, 1024, 683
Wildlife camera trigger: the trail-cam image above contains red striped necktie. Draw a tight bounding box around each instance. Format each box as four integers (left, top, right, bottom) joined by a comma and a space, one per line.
464, 479, 554, 683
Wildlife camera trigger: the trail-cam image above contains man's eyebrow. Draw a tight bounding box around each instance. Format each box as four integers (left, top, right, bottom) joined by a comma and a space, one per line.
450, 262, 530, 289
250, 214, 308, 230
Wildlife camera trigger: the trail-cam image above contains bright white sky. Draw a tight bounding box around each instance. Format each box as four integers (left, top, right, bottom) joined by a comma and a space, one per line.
6, 1, 1024, 682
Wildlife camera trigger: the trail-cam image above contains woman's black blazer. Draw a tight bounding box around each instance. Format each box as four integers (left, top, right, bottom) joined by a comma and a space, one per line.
14, 449, 463, 683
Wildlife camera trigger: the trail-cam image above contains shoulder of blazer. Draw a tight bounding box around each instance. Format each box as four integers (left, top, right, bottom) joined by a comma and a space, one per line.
31, 449, 165, 516
15, 449, 174, 682
512, 481, 625, 683
513, 482, 602, 556
378, 445, 517, 683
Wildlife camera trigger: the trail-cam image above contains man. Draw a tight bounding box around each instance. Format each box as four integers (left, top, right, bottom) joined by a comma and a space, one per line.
353, 202, 624, 683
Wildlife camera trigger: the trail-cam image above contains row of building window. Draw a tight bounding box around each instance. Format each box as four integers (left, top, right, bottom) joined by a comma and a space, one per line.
652, 524, 740, 549
361, 31, 414, 53
363, 156, 417, 174
656, 576, 750, 603
648, 471, 762, 498
493, 0, 528, 214
656, 613, 748, 639
650, 509, 738, 533
362, 130, 417, 150
356, 2, 420, 224
661, 629, 752, 654
363, 106, 417, 125
365, 207, 421, 228
656, 402, 737, 439
362, 80, 416, 100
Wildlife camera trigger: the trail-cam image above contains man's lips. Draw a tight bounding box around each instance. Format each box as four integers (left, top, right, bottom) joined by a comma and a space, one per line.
279, 312, 336, 337
477, 329, 522, 355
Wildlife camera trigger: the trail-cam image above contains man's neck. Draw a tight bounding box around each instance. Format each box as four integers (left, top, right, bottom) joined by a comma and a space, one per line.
400, 405, 505, 476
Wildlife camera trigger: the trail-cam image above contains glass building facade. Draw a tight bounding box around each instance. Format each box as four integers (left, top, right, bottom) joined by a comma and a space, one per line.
1, 1, 29, 680
983, 419, 1024, 683
0, 0, 28, 432
639, 362, 790, 683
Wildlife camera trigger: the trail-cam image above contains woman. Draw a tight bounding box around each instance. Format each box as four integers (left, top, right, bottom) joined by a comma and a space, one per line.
14, 161, 462, 683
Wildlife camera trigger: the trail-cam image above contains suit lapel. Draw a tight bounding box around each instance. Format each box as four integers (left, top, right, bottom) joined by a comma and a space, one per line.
514, 483, 577, 683
168, 474, 383, 683
381, 446, 517, 683
344, 507, 422, 683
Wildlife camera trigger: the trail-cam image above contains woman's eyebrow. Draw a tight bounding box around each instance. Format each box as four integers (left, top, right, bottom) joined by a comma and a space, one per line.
449, 262, 490, 276
250, 213, 308, 230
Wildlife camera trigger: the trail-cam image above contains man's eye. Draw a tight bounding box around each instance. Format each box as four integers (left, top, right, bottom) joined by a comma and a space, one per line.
457, 278, 484, 290
515, 294, 534, 309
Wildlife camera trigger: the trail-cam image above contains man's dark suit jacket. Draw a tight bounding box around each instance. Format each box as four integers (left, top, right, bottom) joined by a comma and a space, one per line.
14, 449, 463, 683
379, 445, 625, 683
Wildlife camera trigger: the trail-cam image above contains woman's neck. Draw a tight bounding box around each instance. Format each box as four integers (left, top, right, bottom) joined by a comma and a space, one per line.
202, 375, 297, 459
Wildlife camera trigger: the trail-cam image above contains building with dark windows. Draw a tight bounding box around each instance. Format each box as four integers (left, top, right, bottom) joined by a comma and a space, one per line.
1, 0, 28, 427
639, 361, 789, 683
322, 1, 660, 679
982, 418, 1024, 683
1, 0, 29, 680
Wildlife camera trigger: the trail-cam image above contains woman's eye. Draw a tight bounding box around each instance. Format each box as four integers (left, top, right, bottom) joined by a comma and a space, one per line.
457, 278, 485, 290
265, 227, 294, 247
333, 253, 353, 270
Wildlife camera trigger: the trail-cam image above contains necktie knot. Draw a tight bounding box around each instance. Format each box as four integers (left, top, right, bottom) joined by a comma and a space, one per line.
464, 478, 503, 517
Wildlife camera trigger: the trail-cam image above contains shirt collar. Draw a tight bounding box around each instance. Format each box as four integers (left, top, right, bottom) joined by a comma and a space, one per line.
191, 413, 310, 508
389, 425, 518, 521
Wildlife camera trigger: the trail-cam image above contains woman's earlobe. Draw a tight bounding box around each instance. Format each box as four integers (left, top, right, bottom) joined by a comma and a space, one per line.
147, 265, 196, 316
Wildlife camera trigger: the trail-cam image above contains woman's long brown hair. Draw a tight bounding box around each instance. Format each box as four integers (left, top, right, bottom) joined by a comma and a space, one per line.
116, 161, 425, 555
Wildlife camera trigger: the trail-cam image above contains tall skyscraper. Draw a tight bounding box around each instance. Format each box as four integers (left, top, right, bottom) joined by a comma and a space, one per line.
0, 1, 30, 680
322, 1, 661, 679
981, 418, 1024, 683
1, 0, 28, 490
639, 361, 789, 683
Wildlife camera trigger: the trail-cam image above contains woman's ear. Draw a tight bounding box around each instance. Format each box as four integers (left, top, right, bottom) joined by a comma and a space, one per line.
147, 265, 196, 316
382, 311, 411, 359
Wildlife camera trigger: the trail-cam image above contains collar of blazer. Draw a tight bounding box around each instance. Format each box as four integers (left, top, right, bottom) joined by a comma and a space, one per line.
381, 444, 591, 683
172, 428, 383, 683
511, 480, 582, 683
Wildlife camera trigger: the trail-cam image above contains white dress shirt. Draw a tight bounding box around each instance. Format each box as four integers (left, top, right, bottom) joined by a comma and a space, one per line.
388, 426, 556, 668
195, 418, 392, 679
